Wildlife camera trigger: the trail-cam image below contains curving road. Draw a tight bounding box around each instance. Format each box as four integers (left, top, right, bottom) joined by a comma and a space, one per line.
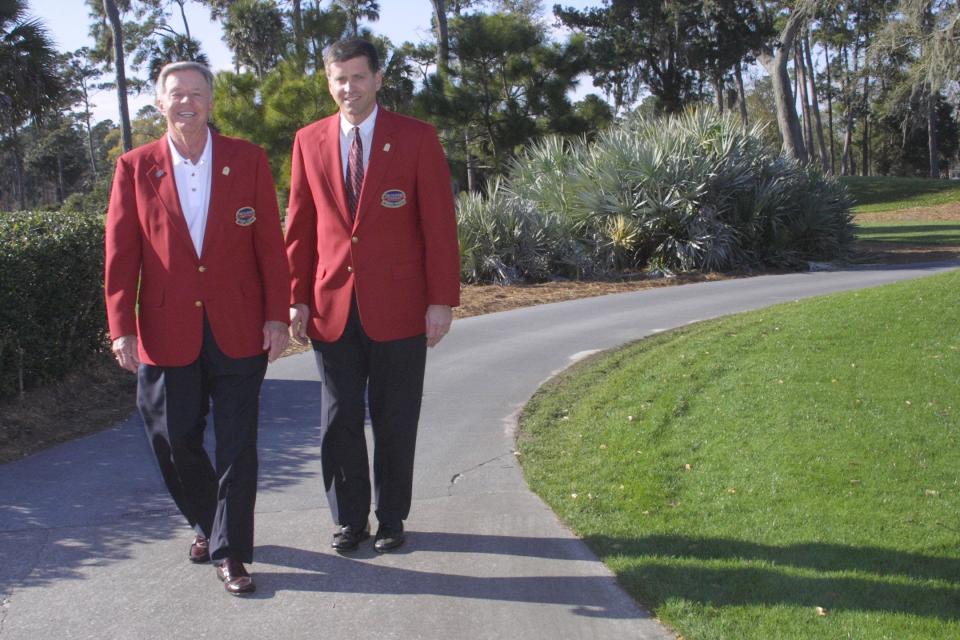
1, 262, 957, 640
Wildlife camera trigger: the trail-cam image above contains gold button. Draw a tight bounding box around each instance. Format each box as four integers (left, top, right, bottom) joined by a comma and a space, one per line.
346, 266, 353, 273
198, 265, 207, 273
194, 300, 202, 307
351, 236, 359, 244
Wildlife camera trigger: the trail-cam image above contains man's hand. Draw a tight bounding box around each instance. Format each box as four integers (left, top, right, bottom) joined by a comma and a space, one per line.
289, 304, 310, 345
425, 305, 453, 348
112, 335, 140, 373
263, 320, 289, 362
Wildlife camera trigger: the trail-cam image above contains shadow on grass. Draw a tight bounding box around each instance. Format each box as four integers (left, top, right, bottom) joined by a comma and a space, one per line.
841, 176, 960, 207
587, 534, 960, 620
854, 224, 960, 246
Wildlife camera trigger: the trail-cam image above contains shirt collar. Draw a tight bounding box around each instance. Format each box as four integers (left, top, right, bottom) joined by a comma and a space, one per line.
339, 105, 378, 137
167, 128, 212, 167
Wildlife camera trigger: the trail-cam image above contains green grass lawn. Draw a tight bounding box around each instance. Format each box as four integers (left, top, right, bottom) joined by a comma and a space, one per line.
855, 220, 960, 246
518, 270, 960, 639
841, 176, 960, 213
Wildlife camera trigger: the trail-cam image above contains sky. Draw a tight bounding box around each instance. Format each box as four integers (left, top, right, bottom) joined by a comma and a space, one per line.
26, 0, 600, 123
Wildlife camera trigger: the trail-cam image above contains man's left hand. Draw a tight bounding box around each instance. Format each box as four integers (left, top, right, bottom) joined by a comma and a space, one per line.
263, 320, 290, 362
425, 305, 453, 348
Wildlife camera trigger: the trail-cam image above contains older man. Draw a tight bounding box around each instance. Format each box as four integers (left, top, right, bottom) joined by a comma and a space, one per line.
104, 61, 289, 595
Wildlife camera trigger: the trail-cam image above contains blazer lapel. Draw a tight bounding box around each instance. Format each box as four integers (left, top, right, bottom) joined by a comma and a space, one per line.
358, 109, 397, 224
146, 139, 195, 258
201, 132, 235, 259
315, 116, 353, 229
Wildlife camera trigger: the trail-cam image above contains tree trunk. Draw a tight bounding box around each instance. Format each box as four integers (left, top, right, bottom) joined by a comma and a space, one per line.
822, 45, 835, 175
795, 43, 814, 160
714, 77, 724, 111
804, 35, 829, 170
176, 0, 191, 39
56, 148, 65, 204
465, 129, 475, 192
840, 38, 859, 176
860, 72, 870, 176
734, 60, 748, 127
292, 0, 305, 69
928, 89, 940, 177
9, 128, 26, 210
431, 0, 449, 77
103, 0, 133, 152
756, 10, 808, 163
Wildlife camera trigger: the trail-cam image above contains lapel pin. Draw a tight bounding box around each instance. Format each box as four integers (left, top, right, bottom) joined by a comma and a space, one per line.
222, 166, 231, 176
154, 169, 165, 178
383, 143, 391, 152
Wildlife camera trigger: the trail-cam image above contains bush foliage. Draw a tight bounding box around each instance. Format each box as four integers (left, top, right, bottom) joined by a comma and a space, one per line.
0, 210, 107, 400
457, 108, 855, 284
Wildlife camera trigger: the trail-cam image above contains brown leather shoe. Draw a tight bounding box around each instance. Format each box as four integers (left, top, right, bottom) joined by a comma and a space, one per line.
189, 535, 210, 563
217, 558, 255, 595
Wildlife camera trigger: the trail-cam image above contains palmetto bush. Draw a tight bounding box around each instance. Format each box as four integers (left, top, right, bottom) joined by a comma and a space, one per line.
455, 107, 853, 284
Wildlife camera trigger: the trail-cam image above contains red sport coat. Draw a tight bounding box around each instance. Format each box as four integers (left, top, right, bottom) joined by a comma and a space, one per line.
104, 131, 290, 367
285, 108, 460, 343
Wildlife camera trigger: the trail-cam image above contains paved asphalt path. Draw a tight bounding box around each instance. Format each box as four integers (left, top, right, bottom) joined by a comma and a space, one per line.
2, 263, 957, 640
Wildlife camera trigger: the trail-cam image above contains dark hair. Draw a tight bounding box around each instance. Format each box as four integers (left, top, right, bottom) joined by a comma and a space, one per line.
323, 38, 379, 73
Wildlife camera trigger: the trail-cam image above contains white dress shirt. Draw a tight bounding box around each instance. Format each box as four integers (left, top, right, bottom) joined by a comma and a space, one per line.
339, 105, 377, 181
168, 128, 213, 257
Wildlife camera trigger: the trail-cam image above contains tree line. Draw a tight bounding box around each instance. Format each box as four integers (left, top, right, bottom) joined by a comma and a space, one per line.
1, 0, 959, 212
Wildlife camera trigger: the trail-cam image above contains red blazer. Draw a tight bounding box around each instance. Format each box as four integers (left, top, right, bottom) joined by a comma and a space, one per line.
286, 108, 460, 342
104, 131, 290, 367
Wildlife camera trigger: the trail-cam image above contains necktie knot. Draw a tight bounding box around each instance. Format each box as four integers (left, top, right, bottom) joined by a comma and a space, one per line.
346, 126, 364, 219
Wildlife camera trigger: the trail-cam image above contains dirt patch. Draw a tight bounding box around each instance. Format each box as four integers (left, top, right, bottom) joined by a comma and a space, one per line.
0, 353, 137, 463
855, 203, 960, 222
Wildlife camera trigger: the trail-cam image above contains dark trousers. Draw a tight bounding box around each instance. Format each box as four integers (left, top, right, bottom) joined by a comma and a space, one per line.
312, 302, 427, 529
137, 318, 267, 563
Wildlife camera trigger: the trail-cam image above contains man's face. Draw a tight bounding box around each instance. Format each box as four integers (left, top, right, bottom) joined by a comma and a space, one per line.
326, 55, 382, 125
157, 69, 212, 136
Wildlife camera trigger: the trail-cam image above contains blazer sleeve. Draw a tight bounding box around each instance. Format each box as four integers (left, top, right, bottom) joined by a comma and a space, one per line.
103, 155, 142, 340
416, 126, 461, 307
285, 132, 319, 306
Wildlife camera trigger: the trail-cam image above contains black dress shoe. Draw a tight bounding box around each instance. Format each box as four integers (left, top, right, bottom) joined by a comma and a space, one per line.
217, 558, 255, 595
331, 523, 370, 552
374, 522, 405, 553
189, 535, 210, 563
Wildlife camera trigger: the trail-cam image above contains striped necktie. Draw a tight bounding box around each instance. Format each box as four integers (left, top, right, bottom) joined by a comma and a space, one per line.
346, 126, 363, 219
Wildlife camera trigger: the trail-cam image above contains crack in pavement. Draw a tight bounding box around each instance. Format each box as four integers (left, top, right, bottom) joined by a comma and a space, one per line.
447, 452, 515, 494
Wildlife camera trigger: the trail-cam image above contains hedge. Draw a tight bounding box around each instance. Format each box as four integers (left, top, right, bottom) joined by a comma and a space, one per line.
0, 210, 107, 401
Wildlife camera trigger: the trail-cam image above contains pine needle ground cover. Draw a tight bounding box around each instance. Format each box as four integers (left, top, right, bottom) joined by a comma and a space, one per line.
518, 270, 960, 639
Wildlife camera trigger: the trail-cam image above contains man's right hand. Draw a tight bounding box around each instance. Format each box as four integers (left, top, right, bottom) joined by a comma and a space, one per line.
112, 335, 140, 373
289, 304, 310, 345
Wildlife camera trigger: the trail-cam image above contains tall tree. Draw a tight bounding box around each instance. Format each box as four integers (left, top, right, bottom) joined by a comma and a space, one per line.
222, 0, 288, 80
554, 0, 701, 114
873, 0, 960, 177
437, 12, 586, 178
87, 0, 134, 152
332, 0, 379, 37
753, 1, 817, 163
64, 48, 104, 178
0, 0, 63, 208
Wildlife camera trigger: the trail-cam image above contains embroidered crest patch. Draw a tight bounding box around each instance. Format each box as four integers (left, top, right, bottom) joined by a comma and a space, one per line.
381, 189, 407, 208
235, 206, 256, 226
